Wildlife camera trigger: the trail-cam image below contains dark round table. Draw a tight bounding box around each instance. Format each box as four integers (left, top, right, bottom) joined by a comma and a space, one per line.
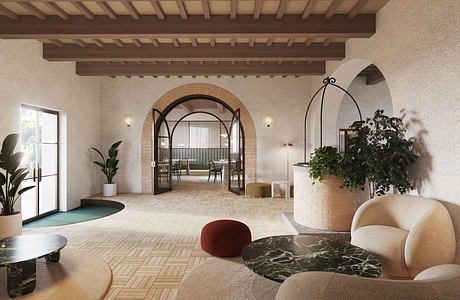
241, 235, 381, 283
0, 234, 67, 298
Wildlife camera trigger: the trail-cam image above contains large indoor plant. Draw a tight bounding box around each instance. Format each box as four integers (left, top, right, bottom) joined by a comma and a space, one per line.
341, 109, 418, 198
0, 134, 35, 237
92, 141, 122, 197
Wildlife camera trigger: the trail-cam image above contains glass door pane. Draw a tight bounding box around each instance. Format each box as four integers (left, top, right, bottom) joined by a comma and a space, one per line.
20, 106, 59, 220
229, 109, 243, 194
153, 109, 172, 194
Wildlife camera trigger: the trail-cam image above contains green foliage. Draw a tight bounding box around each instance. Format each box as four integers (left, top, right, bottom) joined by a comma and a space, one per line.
92, 141, 122, 184
309, 146, 341, 183
0, 134, 35, 215
342, 110, 418, 198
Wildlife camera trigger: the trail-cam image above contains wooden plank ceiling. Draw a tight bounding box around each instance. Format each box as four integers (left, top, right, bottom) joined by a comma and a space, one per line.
0, 0, 389, 77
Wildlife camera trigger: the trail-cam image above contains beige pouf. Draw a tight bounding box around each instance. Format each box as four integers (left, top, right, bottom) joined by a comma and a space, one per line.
0, 248, 112, 300
246, 183, 271, 198
176, 257, 280, 300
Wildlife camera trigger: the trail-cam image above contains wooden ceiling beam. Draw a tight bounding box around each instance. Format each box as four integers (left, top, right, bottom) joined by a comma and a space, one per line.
43, 2, 69, 20
113, 38, 124, 47
302, 0, 318, 19
76, 61, 326, 76
132, 38, 142, 47
71, 1, 95, 20
276, 0, 288, 19
121, 0, 140, 20
72, 38, 86, 47
348, 0, 370, 18
191, 38, 198, 47
253, 0, 263, 20
96, 1, 117, 20
210, 38, 215, 47
150, 38, 159, 47
216, 103, 224, 113
201, 0, 210, 20
325, 0, 343, 19
92, 38, 104, 47
0, 4, 18, 20
43, 42, 345, 62
0, 15, 376, 39
176, 0, 188, 20
230, 0, 236, 20
179, 102, 193, 113
48, 39, 63, 47
148, 0, 164, 20
18, 2, 47, 20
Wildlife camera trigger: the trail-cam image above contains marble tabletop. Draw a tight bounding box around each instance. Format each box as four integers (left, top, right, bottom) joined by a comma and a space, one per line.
0, 234, 67, 266
241, 235, 381, 283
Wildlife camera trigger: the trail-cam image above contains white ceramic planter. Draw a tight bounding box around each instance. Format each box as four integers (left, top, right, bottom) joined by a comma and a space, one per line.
103, 183, 117, 197
0, 212, 22, 238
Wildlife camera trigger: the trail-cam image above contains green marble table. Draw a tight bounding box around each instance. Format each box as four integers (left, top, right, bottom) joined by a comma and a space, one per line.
241, 235, 381, 283
0, 234, 67, 298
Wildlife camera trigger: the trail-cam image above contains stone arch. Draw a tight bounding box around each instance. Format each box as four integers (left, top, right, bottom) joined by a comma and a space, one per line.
319, 58, 392, 147
141, 83, 256, 193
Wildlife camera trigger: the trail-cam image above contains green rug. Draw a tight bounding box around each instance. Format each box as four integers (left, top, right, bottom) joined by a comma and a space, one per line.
23, 206, 120, 228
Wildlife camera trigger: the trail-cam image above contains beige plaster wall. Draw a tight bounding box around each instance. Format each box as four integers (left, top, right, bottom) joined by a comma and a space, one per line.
308, 0, 460, 261
0, 40, 101, 211
100, 77, 311, 192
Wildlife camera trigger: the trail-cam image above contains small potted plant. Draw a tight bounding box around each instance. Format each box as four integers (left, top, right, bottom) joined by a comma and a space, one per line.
92, 141, 122, 197
0, 134, 35, 238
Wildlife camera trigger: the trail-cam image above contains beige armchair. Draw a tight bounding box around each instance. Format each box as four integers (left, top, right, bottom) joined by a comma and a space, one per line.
351, 194, 456, 278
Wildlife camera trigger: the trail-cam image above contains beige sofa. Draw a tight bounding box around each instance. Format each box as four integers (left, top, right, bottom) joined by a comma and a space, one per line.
275, 264, 460, 300
176, 258, 460, 300
351, 194, 456, 278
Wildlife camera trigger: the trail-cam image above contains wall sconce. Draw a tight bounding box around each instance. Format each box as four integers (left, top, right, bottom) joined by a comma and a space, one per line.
124, 114, 134, 127
263, 114, 274, 128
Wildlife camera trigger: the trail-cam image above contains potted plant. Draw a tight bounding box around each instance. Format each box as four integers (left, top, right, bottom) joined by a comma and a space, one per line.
0, 134, 35, 238
341, 109, 418, 198
92, 141, 122, 197
306, 146, 368, 231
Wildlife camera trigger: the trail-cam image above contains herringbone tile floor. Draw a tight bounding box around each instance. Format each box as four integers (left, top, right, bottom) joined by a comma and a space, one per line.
24, 191, 294, 299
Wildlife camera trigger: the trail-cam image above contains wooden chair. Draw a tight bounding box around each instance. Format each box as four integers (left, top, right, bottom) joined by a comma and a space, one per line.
180, 158, 189, 175
208, 160, 223, 183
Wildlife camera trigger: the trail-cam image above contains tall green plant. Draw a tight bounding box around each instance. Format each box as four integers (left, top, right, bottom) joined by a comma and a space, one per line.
342, 110, 418, 198
92, 141, 122, 184
0, 134, 35, 215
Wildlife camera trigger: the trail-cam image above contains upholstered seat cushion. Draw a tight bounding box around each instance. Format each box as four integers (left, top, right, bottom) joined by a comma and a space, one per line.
246, 183, 271, 197
352, 225, 409, 277
201, 220, 251, 257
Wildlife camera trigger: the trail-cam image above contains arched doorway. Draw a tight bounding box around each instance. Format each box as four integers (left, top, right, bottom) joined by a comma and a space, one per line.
141, 84, 256, 194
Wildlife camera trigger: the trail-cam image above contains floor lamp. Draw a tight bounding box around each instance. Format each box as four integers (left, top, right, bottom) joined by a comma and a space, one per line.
282, 142, 294, 182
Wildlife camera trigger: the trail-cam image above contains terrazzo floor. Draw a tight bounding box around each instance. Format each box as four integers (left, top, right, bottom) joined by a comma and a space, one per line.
23, 190, 294, 299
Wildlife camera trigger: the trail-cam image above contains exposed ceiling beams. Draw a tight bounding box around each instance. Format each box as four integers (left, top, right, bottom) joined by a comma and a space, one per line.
0, 15, 375, 39
76, 61, 326, 76
43, 42, 345, 62
357, 64, 385, 85
0, 0, 389, 77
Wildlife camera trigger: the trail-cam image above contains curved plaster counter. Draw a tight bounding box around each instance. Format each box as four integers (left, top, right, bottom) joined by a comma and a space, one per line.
293, 164, 367, 231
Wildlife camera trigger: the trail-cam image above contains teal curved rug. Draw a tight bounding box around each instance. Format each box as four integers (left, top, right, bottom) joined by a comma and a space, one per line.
23, 206, 120, 228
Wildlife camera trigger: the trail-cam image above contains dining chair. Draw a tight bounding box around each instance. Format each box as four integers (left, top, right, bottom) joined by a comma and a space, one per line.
208, 160, 223, 183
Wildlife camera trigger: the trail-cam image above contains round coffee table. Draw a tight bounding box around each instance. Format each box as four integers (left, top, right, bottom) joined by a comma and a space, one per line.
0, 234, 67, 298
241, 235, 381, 283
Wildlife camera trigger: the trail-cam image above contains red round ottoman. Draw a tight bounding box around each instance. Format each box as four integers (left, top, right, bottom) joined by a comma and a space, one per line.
201, 220, 252, 257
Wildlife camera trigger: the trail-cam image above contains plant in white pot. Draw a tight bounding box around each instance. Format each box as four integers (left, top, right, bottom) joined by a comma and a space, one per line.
0, 134, 35, 238
92, 141, 122, 197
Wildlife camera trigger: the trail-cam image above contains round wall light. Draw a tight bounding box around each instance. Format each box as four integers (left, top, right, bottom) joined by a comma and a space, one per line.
263, 114, 274, 128
124, 114, 134, 127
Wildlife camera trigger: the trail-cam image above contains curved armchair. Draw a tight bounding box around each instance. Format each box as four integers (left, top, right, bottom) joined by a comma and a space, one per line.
275, 264, 460, 300
351, 194, 456, 278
